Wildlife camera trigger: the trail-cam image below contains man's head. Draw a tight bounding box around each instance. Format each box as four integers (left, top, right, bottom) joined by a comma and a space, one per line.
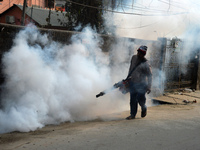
137, 45, 148, 56
137, 45, 147, 59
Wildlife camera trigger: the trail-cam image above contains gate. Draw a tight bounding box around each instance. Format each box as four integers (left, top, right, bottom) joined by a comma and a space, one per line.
164, 38, 199, 91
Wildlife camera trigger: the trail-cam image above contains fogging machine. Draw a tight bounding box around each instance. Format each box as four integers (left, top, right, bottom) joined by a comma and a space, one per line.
96, 60, 146, 98
96, 79, 130, 98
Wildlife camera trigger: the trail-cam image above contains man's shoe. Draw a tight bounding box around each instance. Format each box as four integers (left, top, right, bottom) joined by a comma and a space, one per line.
141, 110, 147, 118
126, 115, 135, 120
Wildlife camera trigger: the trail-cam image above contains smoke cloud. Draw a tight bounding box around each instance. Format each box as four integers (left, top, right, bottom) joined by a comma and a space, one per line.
2, 0, 199, 134
0, 25, 132, 134
103, 0, 200, 41
102, 0, 200, 91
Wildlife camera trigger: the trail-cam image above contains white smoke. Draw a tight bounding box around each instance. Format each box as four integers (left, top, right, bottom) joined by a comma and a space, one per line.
2, 0, 199, 134
0, 25, 130, 134
103, 0, 200, 40
102, 0, 200, 93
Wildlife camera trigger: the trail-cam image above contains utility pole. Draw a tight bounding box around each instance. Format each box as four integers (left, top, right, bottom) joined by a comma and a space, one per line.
21, 0, 27, 26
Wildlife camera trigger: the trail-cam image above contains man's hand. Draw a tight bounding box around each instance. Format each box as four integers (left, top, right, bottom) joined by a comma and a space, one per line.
146, 88, 151, 94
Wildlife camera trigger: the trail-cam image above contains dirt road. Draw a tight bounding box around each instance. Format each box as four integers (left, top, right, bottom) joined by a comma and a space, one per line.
1, 102, 200, 150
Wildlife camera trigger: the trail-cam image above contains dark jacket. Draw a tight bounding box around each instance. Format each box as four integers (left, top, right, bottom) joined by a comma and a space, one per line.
128, 55, 152, 89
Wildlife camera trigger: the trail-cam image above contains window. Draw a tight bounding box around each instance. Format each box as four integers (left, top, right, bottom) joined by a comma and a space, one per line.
5, 16, 15, 24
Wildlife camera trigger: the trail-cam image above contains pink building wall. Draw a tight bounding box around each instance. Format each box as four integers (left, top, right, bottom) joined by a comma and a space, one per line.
0, 0, 47, 14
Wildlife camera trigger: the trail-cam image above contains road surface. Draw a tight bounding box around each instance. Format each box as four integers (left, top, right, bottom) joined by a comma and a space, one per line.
1, 100, 200, 150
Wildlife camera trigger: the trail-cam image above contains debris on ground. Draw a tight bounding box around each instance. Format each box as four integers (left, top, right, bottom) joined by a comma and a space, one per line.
153, 89, 199, 105
183, 99, 197, 104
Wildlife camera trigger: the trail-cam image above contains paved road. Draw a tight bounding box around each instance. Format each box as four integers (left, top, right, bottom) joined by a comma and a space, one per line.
1, 102, 200, 150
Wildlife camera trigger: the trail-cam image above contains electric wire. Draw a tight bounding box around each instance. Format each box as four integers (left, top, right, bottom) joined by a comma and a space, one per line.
116, 0, 188, 11
158, 0, 189, 10
116, 21, 159, 30
158, 0, 188, 6
0, 0, 193, 32
1, 0, 190, 16
168, 0, 171, 11
113, 3, 185, 14
148, 0, 154, 7
66, 0, 188, 16
101, 0, 188, 14
163, 14, 188, 37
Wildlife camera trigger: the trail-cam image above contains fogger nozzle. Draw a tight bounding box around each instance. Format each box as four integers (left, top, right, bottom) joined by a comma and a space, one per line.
96, 92, 105, 98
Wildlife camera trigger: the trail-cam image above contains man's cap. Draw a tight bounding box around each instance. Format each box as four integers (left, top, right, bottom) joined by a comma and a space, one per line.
137, 45, 148, 55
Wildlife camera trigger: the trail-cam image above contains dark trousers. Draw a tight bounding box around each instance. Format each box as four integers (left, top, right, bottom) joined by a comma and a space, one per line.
129, 82, 147, 117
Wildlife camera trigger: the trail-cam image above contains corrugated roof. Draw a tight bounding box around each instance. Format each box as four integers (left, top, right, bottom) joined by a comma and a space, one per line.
16, 4, 68, 26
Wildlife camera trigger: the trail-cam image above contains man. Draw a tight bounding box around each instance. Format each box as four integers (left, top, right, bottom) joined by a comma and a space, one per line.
126, 45, 152, 120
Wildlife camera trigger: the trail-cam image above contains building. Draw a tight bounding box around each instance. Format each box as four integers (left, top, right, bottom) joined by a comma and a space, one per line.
0, 0, 55, 14
0, 4, 67, 29
55, 0, 66, 11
